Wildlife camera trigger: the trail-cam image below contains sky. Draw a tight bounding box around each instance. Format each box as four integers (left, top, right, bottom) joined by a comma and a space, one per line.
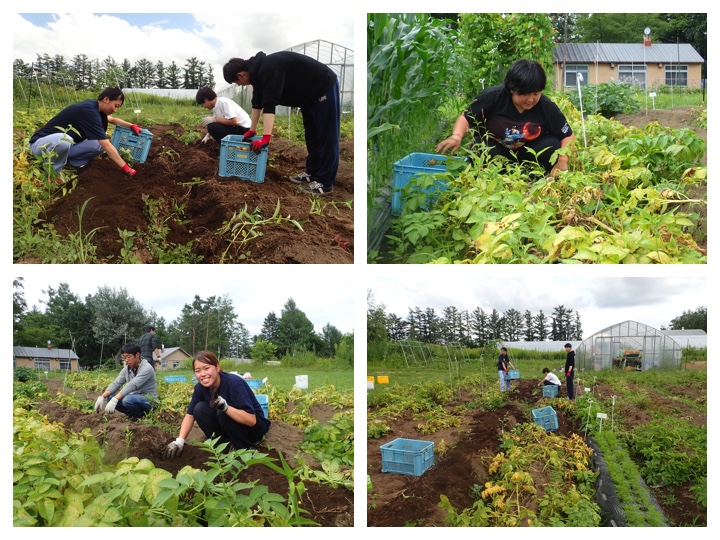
14, 265, 356, 337
368, 268, 708, 339
12, 12, 354, 90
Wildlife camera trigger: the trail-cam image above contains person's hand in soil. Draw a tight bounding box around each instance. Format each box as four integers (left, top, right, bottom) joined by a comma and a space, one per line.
105, 396, 119, 414
94, 395, 105, 413
122, 164, 136, 176
163, 437, 185, 459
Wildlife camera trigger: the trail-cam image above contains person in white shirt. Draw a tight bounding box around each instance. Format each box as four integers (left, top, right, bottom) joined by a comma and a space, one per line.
541, 367, 562, 387
195, 87, 251, 143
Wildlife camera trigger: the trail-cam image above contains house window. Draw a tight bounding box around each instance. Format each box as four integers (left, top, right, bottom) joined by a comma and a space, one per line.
34, 359, 50, 370
665, 65, 688, 87
564, 64, 589, 87
618, 64, 646, 88
59, 360, 72, 371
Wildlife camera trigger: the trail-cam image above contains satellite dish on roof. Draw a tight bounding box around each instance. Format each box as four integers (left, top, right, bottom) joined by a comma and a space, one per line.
644, 27, 651, 36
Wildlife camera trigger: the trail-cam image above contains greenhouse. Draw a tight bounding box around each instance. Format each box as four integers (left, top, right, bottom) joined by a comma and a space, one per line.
576, 320, 682, 371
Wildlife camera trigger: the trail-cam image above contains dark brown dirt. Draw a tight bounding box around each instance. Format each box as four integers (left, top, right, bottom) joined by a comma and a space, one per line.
27, 125, 354, 263
367, 378, 706, 527
38, 378, 353, 526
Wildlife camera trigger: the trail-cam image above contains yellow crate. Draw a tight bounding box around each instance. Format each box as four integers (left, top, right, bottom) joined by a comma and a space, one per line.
377, 376, 389, 384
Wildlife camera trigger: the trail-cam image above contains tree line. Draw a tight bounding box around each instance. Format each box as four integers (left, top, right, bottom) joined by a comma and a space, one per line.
13, 278, 351, 368
367, 290, 583, 348
13, 53, 215, 91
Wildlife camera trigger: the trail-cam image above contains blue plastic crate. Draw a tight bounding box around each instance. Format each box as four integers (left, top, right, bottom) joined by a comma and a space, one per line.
255, 393, 269, 419
391, 152, 448, 215
110, 125, 153, 163
507, 369, 520, 380
245, 379, 263, 391
532, 406, 559, 432
164, 375, 187, 383
542, 384, 559, 397
219, 135, 268, 182
380, 438, 434, 476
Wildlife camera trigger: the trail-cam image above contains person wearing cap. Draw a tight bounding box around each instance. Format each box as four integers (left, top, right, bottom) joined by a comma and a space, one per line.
222, 51, 341, 195
93, 343, 158, 419
195, 86, 252, 143
436, 59, 575, 177
29, 86, 141, 181
138, 324, 161, 369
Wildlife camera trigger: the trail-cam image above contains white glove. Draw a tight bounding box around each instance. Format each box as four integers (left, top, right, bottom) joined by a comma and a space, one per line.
163, 438, 185, 459
94, 395, 106, 413
201, 133, 211, 144
105, 396, 119, 414
201, 116, 214, 127
210, 395, 228, 412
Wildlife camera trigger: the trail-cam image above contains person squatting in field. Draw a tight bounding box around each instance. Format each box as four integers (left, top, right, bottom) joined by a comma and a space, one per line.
29, 86, 141, 179
94, 343, 158, 420
541, 367, 562, 387
223, 51, 341, 195
436, 59, 576, 176
498, 347, 517, 391
163, 350, 270, 459
195, 86, 252, 143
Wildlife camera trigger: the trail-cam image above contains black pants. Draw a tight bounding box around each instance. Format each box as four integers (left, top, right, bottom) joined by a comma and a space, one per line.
207, 123, 250, 142
193, 401, 267, 450
301, 80, 341, 189
484, 133, 561, 174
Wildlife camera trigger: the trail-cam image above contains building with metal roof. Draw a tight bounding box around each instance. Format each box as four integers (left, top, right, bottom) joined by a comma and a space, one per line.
552, 41, 704, 89
13, 346, 79, 372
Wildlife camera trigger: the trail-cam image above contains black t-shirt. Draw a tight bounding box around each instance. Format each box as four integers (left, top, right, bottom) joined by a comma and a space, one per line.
565, 350, 576, 374
463, 85, 573, 150
30, 99, 109, 144
498, 354, 509, 371
245, 51, 338, 114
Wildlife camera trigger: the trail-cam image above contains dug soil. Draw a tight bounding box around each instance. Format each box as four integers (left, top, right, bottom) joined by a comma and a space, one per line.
367, 378, 706, 527
38, 377, 353, 527
28, 125, 354, 263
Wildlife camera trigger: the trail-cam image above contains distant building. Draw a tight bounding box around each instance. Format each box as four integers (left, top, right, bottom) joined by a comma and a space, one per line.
157, 347, 192, 370
13, 346, 79, 371
553, 41, 705, 89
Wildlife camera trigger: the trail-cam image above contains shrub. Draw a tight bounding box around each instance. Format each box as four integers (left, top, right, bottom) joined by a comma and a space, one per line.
568, 82, 640, 117
14, 366, 38, 382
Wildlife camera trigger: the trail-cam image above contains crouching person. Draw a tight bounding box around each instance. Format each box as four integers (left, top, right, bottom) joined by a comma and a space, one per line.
94, 343, 158, 419
163, 350, 270, 459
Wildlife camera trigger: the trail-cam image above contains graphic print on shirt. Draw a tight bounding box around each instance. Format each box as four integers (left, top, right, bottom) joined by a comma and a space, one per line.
487, 117, 542, 150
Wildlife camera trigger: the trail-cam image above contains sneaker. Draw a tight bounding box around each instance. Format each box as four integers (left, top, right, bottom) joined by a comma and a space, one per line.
289, 172, 313, 184
302, 181, 333, 195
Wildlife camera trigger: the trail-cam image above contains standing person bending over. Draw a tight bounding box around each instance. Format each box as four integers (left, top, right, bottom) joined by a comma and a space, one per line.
29, 86, 141, 180
195, 86, 251, 143
163, 350, 270, 459
94, 343, 158, 420
223, 51, 341, 195
564, 343, 576, 400
497, 347, 516, 391
436, 59, 575, 176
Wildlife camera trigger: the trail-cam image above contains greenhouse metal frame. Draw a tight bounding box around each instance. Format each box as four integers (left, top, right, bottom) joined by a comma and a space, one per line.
576, 320, 682, 371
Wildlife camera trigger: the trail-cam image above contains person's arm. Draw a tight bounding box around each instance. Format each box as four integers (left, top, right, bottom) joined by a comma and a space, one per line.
108, 116, 134, 129
249, 108, 262, 132
261, 113, 275, 136
177, 413, 195, 440
435, 115, 470, 154
98, 139, 135, 172
551, 133, 576, 176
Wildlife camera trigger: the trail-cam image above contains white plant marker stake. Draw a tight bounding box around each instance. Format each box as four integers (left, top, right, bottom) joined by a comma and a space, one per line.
134, 109, 141, 124
611, 395, 616, 432
576, 73, 587, 147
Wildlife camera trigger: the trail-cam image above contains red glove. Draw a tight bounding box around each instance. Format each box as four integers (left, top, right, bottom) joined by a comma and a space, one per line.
122, 164, 136, 176
242, 130, 256, 142
130, 124, 142, 135
566, 371, 571, 377
251, 134, 271, 152
504, 369, 509, 374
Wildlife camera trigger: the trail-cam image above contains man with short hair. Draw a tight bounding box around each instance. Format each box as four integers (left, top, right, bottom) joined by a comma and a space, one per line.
195, 86, 251, 143
564, 343, 576, 399
497, 347, 516, 391
223, 51, 341, 195
94, 343, 158, 419
29, 86, 141, 179
541, 367, 562, 387
138, 325, 161, 368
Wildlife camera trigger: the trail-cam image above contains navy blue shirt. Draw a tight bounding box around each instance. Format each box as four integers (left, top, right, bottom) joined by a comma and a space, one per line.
30, 99, 109, 144
187, 371, 270, 429
498, 354, 510, 371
